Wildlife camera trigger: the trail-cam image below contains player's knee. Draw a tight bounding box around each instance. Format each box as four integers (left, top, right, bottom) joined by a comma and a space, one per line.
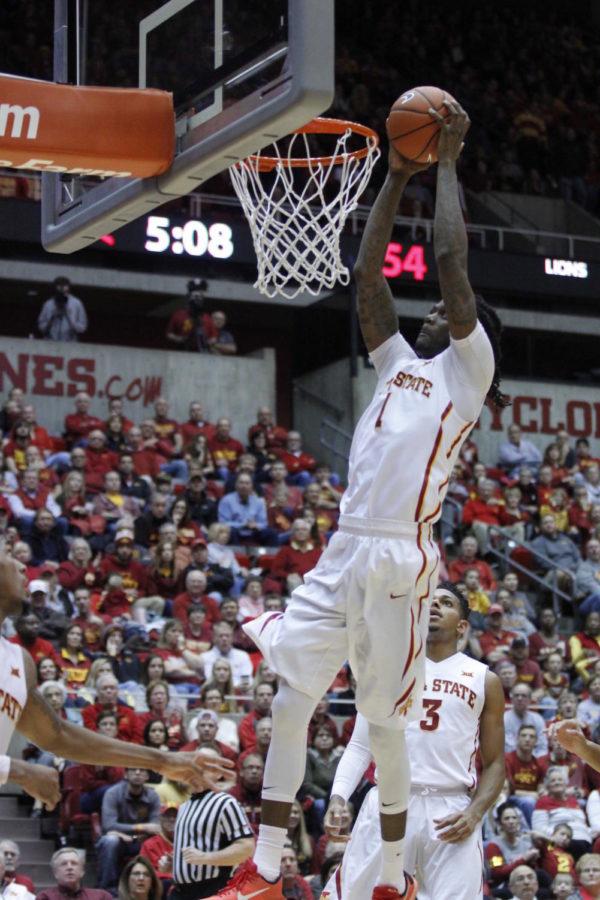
271, 683, 314, 737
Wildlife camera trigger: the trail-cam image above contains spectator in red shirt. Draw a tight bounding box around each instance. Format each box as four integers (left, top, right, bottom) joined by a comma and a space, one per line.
136, 494, 174, 549
98, 531, 149, 596
229, 752, 264, 835
528, 607, 570, 666
539, 824, 576, 879
81, 672, 141, 742
63, 392, 104, 448
238, 718, 272, 769
165, 277, 213, 350
126, 427, 163, 480
506, 723, 549, 824
280, 846, 313, 900
152, 397, 182, 453
84, 430, 119, 493
509, 635, 544, 693
181, 709, 238, 765
78, 711, 126, 813
448, 535, 497, 590
575, 853, 600, 898
307, 697, 339, 746
21, 403, 55, 454
238, 682, 275, 751
57, 538, 96, 592
140, 804, 178, 884
71, 587, 110, 654
461, 477, 503, 551
248, 406, 288, 451
498, 486, 531, 544
0, 840, 36, 895
478, 605, 517, 664
9, 611, 59, 664
172, 569, 221, 625
180, 401, 216, 447
269, 519, 322, 594
208, 418, 245, 479
262, 461, 303, 534
274, 431, 316, 487
569, 484, 594, 541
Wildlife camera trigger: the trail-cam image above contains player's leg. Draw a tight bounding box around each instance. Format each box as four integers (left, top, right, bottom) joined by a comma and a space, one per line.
225, 534, 355, 896
368, 724, 413, 896
348, 532, 437, 898
253, 680, 318, 881
323, 788, 420, 900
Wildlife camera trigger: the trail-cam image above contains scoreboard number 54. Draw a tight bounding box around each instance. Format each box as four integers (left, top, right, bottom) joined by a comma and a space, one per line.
382, 242, 428, 281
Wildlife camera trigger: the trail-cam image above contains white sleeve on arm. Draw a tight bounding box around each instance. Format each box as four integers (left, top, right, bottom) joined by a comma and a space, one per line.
331, 713, 373, 802
369, 331, 417, 381
441, 320, 495, 421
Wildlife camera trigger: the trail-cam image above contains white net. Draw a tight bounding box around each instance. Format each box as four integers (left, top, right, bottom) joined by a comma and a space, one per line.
229, 122, 380, 299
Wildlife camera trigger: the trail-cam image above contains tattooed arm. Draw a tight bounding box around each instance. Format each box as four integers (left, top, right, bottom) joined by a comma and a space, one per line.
354, 151, 431, 353
432, 99, 476, 339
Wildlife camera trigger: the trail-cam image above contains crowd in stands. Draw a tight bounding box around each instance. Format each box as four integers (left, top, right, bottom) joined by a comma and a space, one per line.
3, 2, 600, 220
332, 0, 600, 214
2, 379, 600, 897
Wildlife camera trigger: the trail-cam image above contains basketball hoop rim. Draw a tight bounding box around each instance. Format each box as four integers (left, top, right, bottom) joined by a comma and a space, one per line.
245, 117, 379, 173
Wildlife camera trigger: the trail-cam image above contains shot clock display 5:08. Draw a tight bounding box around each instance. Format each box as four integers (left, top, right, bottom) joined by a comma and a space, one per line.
144, 215, 234, 259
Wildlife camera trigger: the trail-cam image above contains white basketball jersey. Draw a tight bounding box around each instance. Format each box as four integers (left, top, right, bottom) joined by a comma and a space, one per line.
407, 652, 487, 791
0, 637, 27, 754
341, 331, 489, 523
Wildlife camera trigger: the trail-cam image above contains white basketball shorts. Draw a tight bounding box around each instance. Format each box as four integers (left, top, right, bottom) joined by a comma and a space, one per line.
244, 514, 439, 728
322, 785, 484, 900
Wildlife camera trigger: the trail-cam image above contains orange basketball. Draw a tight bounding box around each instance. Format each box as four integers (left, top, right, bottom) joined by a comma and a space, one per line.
386, 86, 456, 164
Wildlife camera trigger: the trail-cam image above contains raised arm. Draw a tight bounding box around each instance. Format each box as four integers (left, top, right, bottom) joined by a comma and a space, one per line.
431, 99, 476, 340
354, 151, 430, 353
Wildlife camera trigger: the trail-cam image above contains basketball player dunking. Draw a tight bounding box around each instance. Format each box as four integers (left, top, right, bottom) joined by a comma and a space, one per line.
208, 101, 506, 900
0, 556, 232, 807
321, 583, 506, 900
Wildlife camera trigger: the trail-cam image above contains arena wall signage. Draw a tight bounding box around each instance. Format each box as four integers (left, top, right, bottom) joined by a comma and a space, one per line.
0, 337, 275, 439
474, 378, 600, 462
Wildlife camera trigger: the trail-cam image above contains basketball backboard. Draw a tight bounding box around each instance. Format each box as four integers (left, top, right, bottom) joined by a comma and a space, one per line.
41, 0, 334, 253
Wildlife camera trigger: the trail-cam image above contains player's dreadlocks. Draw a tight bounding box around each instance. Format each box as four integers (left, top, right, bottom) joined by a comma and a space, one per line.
474, 294, 511, 411
437, 580, 470, 622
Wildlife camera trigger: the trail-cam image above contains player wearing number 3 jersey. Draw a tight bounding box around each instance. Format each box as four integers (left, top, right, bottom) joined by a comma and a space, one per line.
207, 101, 508, 900
322, 583, 506, 900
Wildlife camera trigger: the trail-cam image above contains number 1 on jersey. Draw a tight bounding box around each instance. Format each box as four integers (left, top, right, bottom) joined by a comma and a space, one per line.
375, 391, 391, 429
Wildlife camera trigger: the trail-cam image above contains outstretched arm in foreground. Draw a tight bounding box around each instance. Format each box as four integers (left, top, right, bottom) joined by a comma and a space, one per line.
17, 651, 233, 789
432, 99, 476, 340
354, 150, 431, 352
552, 719, 600, 771
434, 671, 506, 843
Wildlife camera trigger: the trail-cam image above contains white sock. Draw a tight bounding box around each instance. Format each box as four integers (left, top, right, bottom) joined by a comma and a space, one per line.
254, 824, 287, 882
378, 837, 406, 893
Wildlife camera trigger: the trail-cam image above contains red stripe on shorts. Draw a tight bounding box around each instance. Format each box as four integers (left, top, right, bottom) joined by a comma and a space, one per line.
259, 612, 283, 635
392, 677, 416, 716
401, 607, 416, 680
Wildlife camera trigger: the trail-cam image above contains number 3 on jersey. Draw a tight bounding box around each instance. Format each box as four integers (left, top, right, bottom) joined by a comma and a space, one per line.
420, 698, 442, 731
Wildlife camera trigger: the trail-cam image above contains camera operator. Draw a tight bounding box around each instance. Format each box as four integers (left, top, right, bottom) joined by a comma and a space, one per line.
37, 277, 88, 342
166, 279, 215, 351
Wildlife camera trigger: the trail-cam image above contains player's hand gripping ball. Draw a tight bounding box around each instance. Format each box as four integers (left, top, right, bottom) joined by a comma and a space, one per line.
386, 85, 457, 164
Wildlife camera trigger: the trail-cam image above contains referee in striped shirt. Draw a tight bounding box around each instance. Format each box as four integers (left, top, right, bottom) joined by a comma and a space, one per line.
172, 751, 255, 899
